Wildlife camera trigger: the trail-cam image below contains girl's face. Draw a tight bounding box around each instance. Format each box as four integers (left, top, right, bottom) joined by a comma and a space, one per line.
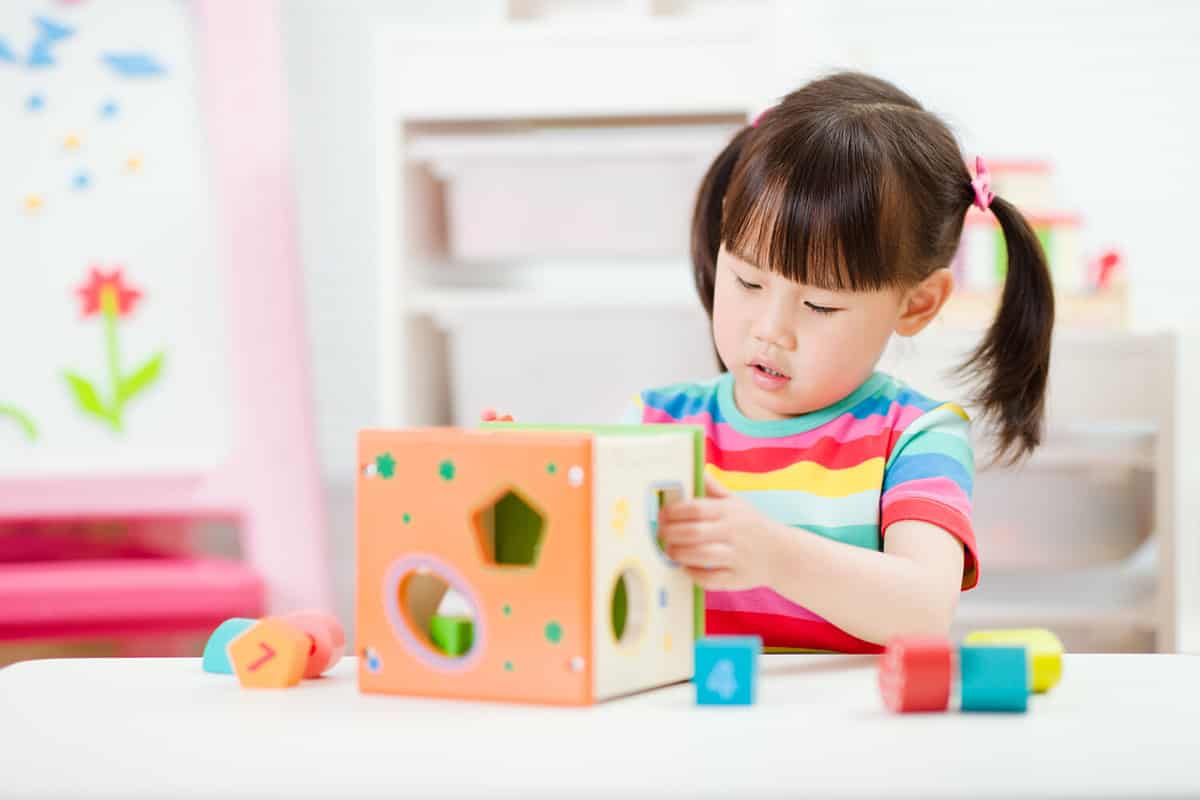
711, 245, 911, 420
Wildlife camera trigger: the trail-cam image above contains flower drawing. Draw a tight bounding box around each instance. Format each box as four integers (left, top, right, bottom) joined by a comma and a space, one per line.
64, 266, 164, 432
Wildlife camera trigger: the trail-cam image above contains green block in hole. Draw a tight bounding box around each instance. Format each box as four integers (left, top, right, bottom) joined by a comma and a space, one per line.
429, 614, 474, 657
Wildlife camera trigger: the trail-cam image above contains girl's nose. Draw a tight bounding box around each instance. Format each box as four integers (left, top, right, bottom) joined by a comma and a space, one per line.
751, 299, 797, 351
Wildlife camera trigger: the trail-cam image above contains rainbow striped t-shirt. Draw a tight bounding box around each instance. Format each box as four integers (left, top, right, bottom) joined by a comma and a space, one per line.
628, 371, 978, 654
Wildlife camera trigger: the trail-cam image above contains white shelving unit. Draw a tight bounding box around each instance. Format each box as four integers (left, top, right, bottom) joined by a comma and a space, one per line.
879, 329, 1200, 652
372, 5, 771, 428
371, 4, 1200, 653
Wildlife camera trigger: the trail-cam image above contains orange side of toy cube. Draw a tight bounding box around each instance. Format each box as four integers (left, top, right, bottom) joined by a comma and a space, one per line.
229, 618, 309, 689
356, 428, 594, 705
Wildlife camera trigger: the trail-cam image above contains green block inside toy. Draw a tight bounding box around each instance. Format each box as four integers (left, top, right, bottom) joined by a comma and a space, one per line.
429, 614, 475, 657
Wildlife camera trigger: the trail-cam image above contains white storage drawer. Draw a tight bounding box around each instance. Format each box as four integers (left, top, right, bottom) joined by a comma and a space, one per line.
411, 125, 738, 259
433, 304, 714, 425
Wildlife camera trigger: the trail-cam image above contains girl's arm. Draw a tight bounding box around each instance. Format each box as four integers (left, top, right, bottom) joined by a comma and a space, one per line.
762, 517, 965, 645
660, 475, 967, 645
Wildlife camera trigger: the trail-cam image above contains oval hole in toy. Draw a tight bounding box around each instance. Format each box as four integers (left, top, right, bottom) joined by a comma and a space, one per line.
400, 569, 478, 660
610, 567, 647, 646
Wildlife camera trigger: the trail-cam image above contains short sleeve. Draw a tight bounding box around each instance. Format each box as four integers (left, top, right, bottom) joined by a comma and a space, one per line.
880, 402, 978, 590
616, 391, 646, 425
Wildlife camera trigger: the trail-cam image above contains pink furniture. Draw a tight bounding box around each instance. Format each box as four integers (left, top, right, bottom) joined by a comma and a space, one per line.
0, 558, 264, 641
0, 0, 330, 645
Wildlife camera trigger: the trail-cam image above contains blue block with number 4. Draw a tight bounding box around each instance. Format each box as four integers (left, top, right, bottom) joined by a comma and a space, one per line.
694, 635, 761, 705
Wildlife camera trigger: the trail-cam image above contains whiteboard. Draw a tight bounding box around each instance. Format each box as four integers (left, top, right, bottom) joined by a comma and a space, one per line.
0, 1, 232, 477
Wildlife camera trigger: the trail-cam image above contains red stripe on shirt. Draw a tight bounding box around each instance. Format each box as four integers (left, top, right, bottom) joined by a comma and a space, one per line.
705, 427, 893, 473
706, 608, 884, 654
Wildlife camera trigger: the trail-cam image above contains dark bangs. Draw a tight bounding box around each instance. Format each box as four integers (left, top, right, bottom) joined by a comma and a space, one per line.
721, 113, 911, 292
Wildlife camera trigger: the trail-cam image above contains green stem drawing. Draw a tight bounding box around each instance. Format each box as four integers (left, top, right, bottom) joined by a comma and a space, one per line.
104, 297, 122, 428
0, 404, 38, 441
65, 272, 164, 433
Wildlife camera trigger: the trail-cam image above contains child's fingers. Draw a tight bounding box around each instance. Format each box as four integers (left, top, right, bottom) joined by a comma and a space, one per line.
685, 565, 736, 590
659, 498, 722, 523
658, 520, 724, 546
665, 542, 734, 570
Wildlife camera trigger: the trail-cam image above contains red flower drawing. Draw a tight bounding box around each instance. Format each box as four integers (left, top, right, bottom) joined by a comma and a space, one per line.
76, 266, 142, 318
65, 266, 163, 432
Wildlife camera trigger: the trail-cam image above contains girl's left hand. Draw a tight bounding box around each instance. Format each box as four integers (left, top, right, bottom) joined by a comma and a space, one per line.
657, 474, 780, 591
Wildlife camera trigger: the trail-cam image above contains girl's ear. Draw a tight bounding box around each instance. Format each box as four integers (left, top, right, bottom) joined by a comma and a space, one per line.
895, 268, 954, 337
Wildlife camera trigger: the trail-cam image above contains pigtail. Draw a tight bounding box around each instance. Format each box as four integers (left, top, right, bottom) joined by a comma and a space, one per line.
691, 127, 751, 371
959, 196, 1056, 462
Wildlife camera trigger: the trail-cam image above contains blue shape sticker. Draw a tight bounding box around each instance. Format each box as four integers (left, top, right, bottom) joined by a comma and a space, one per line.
27, 17, 74, 68
101, 52, 167, 78
34, 17, 74, 44
27, 41, 53, 68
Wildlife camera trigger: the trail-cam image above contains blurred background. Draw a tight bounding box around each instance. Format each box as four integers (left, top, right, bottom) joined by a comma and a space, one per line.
2, 0, 1199, 666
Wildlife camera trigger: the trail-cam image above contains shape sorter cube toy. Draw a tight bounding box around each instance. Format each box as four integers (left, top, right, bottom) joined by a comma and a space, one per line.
356, 424, 706, 705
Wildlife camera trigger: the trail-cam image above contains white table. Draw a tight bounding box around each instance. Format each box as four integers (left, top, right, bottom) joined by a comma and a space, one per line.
1, 654, 1196, 798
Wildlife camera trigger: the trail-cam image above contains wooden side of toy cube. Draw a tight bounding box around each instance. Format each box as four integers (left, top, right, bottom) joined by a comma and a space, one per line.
591, 432, 697, 701
356, 428, 595, 705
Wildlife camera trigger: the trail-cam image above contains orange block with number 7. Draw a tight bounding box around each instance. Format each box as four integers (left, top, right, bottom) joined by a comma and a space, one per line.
229, 618, 309, 688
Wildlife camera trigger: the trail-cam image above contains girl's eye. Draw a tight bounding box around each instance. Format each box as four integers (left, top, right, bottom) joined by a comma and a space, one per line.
805, 301, 841, 315
735, 276, 762, 290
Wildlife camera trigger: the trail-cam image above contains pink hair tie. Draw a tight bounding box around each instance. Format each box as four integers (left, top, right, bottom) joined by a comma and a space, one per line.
971, 156, 995, 212
751, 107, 773, 128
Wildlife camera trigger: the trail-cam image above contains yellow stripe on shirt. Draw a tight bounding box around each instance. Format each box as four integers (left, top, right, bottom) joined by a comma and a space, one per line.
707, 457, 885, 497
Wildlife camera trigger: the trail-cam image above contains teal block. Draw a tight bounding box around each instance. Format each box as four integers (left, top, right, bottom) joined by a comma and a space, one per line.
202, 618, 256, 674
694, 636, 761, 706
959, 644, 1029, 712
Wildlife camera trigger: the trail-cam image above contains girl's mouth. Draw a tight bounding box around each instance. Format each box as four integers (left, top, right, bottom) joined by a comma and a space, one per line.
750, 361, 791, 390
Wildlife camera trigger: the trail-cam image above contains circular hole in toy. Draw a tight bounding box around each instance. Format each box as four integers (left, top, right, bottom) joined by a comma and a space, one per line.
399, 569, 479, 660
610, 567, 647, 646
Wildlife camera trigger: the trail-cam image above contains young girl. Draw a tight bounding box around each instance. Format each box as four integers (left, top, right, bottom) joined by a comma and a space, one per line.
633, 71, 1055, 653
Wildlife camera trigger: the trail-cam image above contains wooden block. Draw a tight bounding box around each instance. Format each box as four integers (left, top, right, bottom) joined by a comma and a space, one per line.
281, 612, 335, 678
229, 618, 309, 689
879, 637, 953, 713
694, 636, 760, 706
429, 614, 475, 657
965, 628, 1063, 693
202, 618, 256, 675
959, 644, 1029, 712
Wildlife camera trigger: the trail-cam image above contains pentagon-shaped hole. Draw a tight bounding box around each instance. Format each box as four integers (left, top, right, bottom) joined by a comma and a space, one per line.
473, 488, 546, 567
400, 570, 478, 659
